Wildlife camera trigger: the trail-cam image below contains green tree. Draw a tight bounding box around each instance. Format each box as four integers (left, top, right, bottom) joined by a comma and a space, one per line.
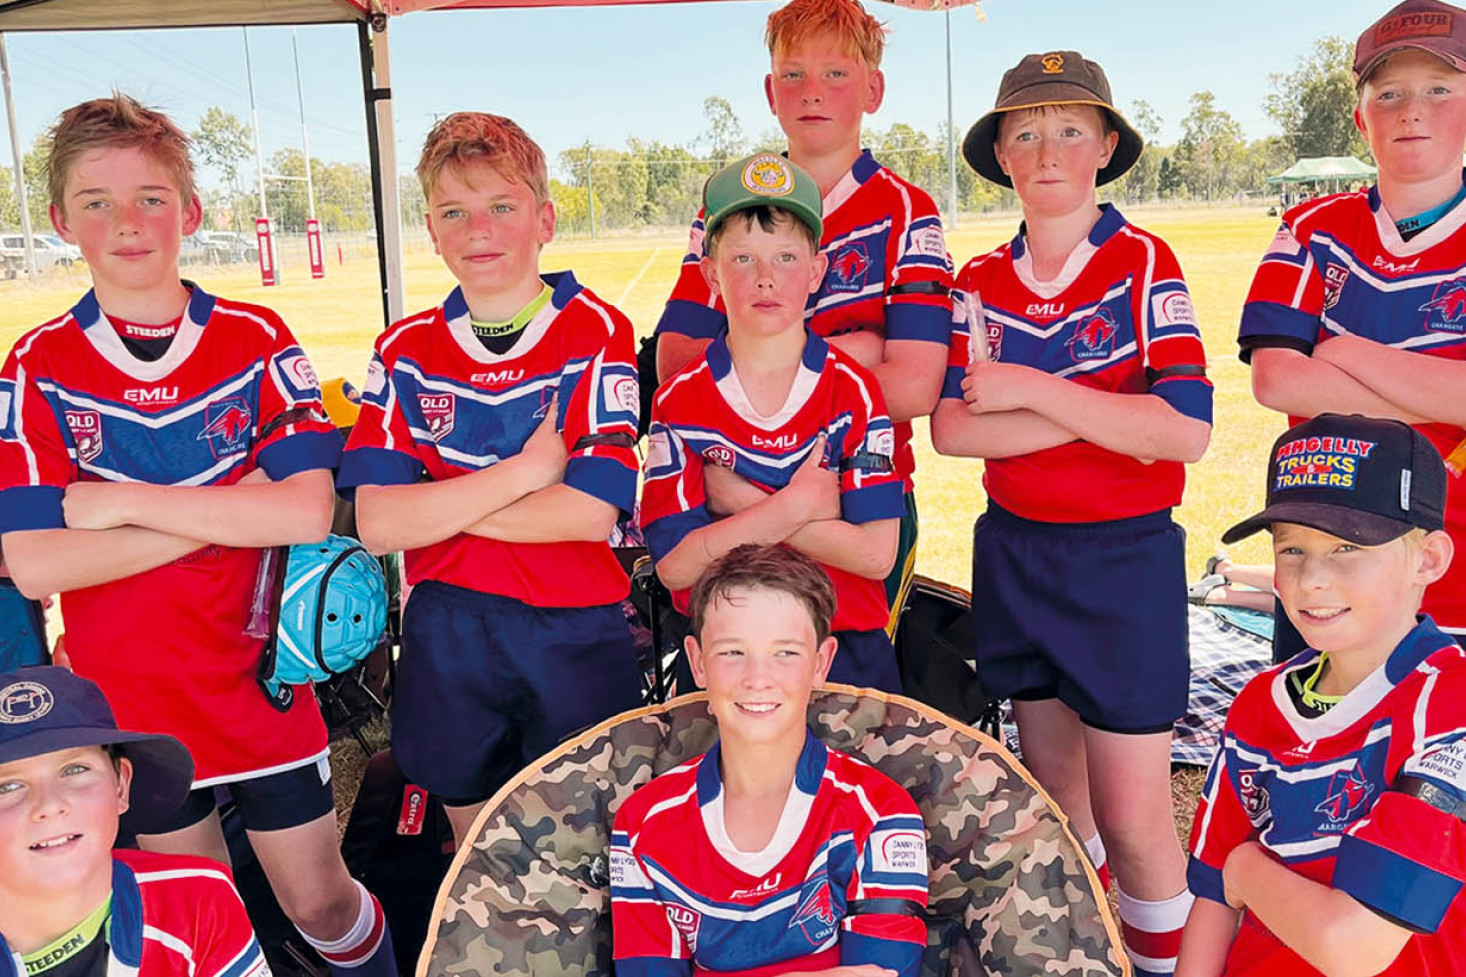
1175, 92, 1246, 200
1123, 100, 1164, 203
630, 138, 706, 224
701, 97, 746, 169
1264, 36, 1368, 161
22, 134, 49, 231
1157, 155, 1184, 198
192, 108, 255, 230
1241, 135, 1295, 194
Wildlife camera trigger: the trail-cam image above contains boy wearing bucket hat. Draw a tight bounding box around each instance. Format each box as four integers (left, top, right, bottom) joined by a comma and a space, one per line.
641, 154, 905, 692
1240, 0, 1466, 658
1179, 414, 1466, 977
931, 52, 1212, 977
0, 666, 270, 977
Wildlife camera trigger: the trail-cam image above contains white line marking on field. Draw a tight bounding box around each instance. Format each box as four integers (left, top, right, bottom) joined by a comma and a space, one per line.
617, 248, 662, 307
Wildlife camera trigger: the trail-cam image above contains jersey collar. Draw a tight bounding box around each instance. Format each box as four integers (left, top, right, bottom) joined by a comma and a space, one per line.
71, 283, 214, 383
440, 271, 580, 364
1009, 204, 1128, 298
696, 731, 828, 877
820, 149, 880, 222
704, 329, 828, 431
0, 859, 143, 977
1368, 170, 1466, 256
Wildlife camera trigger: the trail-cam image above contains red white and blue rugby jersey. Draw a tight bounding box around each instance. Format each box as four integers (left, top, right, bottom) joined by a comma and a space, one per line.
655, 150, 953, 490
1239, 186, 1466, 629
640, 332, 904, 632
0, 286, 339, 784
944, 205, 1212, 523
611, 731, 928, 977
1188, 618, 1466, 977
0, 851, 270, 977
338, 272, 638, 608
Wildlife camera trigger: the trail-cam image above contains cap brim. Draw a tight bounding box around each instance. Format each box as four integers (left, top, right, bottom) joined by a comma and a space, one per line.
0, 725, 194, 835
703, 199, 823, 245
961, 91, 1143, 188
1221, 501, 1417, 546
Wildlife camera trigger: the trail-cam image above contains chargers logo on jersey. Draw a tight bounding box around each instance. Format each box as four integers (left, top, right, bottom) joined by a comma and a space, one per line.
1420, 279, 1466, 332
827, 242, 871, 294
64, 410, 103, 464
1315, 760, 1376, 831
197, 399, 252, 459
1066, 309, 1118, 361
789, 879, 838, 946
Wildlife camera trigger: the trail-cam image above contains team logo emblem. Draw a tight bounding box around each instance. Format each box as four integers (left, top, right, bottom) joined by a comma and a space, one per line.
197, 399, 253, 459
703, 445, 736, 468
827, 242, 871, 293
0, 681, 53, 724
984, 319, 1003, 361
418, 393, 456, 442
1065, 309, 1118, 361
665, 905, 702, 953
1040, 53, 1065, 74
1238, 769, 1271, 827
1419, 279, 1466, 332
740, 154, 795, 197
1315, 760, 1376, 830
63, 410, 103, 464
790, 880, 839, 946
1323, 263, 1350, 311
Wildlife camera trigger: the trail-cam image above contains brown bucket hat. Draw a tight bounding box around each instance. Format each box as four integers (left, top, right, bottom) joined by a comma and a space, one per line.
961, 51, 1143, 188
1354, 0, 1466, 86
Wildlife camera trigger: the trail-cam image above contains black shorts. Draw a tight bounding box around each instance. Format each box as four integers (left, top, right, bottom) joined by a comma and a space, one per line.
165, 756, 336, 833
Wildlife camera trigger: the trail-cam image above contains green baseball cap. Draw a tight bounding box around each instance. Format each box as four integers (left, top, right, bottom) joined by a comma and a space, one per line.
702, 153, 823, 242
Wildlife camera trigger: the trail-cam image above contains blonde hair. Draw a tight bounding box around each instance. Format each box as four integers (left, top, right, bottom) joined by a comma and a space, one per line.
765, 0, 888, 70
47, 94, 195, 214
416, 112, 549, 205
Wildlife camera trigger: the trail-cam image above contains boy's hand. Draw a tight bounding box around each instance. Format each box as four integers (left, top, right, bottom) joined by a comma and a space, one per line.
703, 464, 767, 516
827, 329, 885, 369
518, 396, 566, 486
962, 360, 1043, 414
786, 434, 841, 522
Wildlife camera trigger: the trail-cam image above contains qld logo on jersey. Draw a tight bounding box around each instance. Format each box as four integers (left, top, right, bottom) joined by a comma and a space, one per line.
703, 445, 736, 468
1315, 760, 1376, 832
827, 242, 871, 294
418, 393, 456, 442
1065, 309, 1118, 361
1238, 769, 1271, 827
1419, 279, 1466, 333
63, 410, 103, 464
665, 905, 702, 953
789, 879, 838, 946
197, 399, 253, 459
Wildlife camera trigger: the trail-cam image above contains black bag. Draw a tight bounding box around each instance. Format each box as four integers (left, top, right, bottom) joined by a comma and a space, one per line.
634, 333, 659, 440
339, 750, 455, 975
892, 576, 1002, 736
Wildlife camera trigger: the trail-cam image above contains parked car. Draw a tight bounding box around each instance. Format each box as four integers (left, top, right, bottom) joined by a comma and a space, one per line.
0, 234, 80, 272
191, 230, 259, 265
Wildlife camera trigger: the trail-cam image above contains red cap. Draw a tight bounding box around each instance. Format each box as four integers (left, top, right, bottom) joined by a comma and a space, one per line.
1355, 0, 1466, 85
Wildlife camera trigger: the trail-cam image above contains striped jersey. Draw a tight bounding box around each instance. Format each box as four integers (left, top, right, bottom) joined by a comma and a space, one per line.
611, 731, 928, 977
1188, 617, 1466, 977
944, 204, 1212, 522
1239, 185, 1466, 628
0, 850, 271, 977
655, 150, 953, 489
0, 286, 339, 784
338, 272, 639, 608
640, 331, 904, 633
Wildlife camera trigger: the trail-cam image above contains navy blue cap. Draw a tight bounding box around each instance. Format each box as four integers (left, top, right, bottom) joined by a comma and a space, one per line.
0, 666, 193, 834
1223, 413, 1447, 545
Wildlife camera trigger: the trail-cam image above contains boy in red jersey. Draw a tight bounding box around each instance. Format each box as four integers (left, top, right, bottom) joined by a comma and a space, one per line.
0, 666, 269, 977
931, 53, 1212, 977
641, 154, 904, 692
0, 97, 394, 977
1178, 414, 1466, 977
611, 545, 927, 977
338, 113, 642, 849
1240, 0, 1466, 659
654, 0, 952, 634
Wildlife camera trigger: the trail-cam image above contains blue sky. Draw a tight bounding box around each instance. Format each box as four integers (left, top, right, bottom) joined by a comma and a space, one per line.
0, 0, 1394, 190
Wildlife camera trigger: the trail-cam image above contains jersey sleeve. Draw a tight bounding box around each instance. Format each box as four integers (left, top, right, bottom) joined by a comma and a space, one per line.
255, 316, 343, 481
1186, 725, 1257, 906
560, 309, 639, 516
193, 867, 271, 977
1136, 239, 1212, 425
940, 283, 980, 401
610, 807, 695, 977
337, 343, 427, 499
840, 784, 928, 977
639, 395, 713, 565
835, 363, 905, 525
884, 189, 954, 345
1333, 681, 1466, 933
0, 343, 71, 532
1238, 219, 1327, 362
654, 211, 727, 341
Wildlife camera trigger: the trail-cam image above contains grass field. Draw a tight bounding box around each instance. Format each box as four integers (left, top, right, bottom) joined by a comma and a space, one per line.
0, 205, 1287, 589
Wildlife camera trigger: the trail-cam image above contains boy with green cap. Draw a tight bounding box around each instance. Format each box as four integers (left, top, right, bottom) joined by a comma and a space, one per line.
640, 153, 905, 692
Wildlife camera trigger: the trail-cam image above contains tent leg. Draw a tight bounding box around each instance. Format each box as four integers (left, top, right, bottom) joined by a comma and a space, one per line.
358, 15, 405, 330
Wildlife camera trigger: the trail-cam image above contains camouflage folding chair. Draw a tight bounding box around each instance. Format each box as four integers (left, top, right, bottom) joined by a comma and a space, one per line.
419, 686, 1126, 977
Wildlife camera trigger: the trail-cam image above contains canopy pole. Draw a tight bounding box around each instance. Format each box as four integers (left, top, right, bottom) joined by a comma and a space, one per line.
0, 34, 36, 280
358, 13, 404, 329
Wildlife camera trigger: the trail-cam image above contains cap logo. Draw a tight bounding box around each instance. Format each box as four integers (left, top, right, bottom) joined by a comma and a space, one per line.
1376, 11, 1453, 44
740, 155, 795, 197
0, 682, 53, 724
1273, 436, 1378, 492
1040, 53, 1065, 74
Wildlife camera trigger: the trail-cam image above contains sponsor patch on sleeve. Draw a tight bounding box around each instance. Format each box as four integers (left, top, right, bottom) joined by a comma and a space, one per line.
610, 845, 651, 889
603, 374, 640, 416
1410, 739, 1466, 792
865, 428, 896, 459
869, 828, 927, 875
686, 223, 706, 260
1267, 223, 1304, 258
275, 351, 321, 401
0, 382, 14, 441
908, 224, 947, 259
646, 428, 674, 471
363, 358, 388, 403
1153, 291, 1198, 330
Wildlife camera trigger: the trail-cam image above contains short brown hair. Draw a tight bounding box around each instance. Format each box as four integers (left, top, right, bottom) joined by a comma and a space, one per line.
416, 112, 549, 204
47, 95, 195, 214
688, 544, 836, 644
705, 205, 820, 259
765, 0, 888, 70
